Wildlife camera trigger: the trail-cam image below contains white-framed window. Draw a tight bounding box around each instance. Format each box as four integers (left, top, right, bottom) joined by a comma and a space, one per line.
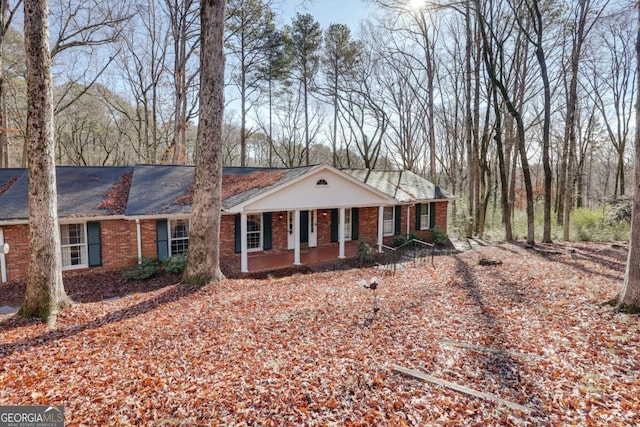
170, 219, 189, 255
60, 223, 87, 269
316, 178, 328, 186
344, 208, 352, 240
247, 214, 262, 251
419, 203, 430, 230
383, 206, 395, 236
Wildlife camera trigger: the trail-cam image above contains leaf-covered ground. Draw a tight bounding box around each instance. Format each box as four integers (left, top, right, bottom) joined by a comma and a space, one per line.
1, 242, 638, 426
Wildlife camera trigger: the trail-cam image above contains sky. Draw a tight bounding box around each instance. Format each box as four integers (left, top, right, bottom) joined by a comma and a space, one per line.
278, 0, 374, 33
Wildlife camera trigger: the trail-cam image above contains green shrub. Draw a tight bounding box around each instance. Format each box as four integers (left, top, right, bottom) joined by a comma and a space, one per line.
356, 241, 374, 263
163, 253, 187, 274
392, 235, 408, 247
122, 257, 159, 280
571, 208, 602, 241
430, 226, 449, 246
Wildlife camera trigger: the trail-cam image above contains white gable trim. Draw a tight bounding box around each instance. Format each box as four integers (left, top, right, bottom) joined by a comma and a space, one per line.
225, 165, 396, 213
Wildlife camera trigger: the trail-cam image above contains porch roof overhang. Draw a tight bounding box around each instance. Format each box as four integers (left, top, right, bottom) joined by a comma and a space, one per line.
224, 164, 396, 214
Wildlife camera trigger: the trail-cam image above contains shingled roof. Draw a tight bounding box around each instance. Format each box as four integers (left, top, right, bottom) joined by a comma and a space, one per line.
0, 165, 451, 222
124, 164, 315, 216
342, 169, 451, 203
0, 166, 134, 222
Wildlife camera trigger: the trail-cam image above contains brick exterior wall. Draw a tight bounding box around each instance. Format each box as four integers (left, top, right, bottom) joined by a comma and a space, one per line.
2, 219, 139, 282
3, 224, 29, 282
139, 219, 159, 260
1, 202, 449, 281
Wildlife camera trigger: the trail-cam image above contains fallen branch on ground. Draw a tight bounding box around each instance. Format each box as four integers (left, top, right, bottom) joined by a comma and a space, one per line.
392, 365, 535, 414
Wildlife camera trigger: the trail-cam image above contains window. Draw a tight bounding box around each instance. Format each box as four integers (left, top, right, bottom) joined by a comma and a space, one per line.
383, 207, 395, 236
61, 223, 87, 269
419, 204, 430, 230
316, 178, 328, 186
343, 208, 352, 240
247, 214, 262, 251
170, 219, 189, 255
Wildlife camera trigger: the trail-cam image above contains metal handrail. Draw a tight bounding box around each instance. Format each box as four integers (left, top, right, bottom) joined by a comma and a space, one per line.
402, 238, 435, 268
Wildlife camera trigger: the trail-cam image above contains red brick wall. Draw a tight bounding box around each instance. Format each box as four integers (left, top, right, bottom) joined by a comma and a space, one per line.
139, 219, 159, 260
1, 203, 449, 281
2, 219, 138, 282
100, 220, 138, 269
3, 224, 29, 282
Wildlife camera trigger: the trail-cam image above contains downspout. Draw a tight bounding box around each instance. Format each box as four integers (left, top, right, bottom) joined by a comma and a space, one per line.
136, 219, 142, 264
0, 228, 6, 283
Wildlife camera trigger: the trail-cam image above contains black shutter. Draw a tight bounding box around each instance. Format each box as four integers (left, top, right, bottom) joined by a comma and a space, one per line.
156, 219, 168, 261
351, 208, 359, 240
415, 203, 422, 230
429, 202, 436, 228
330, 209, 339, 242
234, 214, 241, 253
87, 222, 102, 267
263, 213, 272, 250
394, 205, 402, 235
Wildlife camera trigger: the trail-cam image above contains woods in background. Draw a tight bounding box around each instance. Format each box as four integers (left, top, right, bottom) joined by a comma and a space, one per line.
0, 0, 636, 243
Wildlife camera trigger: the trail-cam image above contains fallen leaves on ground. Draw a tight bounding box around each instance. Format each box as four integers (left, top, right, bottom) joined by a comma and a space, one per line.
1, 242, 638, 426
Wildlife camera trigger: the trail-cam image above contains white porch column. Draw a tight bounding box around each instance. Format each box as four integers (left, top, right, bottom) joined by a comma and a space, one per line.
407, 205, 412, 236
293, 210, 301, 265
0, 228, 6, 283
240, 213, 248, 273
338, 207, 346, 259
377, 206, 384, 253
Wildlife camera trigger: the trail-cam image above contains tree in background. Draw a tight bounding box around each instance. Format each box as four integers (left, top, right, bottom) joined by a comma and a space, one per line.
181, 0, 225, 285
612, 3, 640, 313
226, 0, 275, 167
289, 12, 321, 166
19, 0, 71, 326
322, 23, 360, 168
164, 0, 199, 164
254, 26, 291, 166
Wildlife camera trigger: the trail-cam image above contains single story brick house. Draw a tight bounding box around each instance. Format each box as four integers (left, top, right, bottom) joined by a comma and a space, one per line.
0, 164, 451, 282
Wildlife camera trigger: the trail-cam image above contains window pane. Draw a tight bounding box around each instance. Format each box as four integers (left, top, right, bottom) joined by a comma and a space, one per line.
170, 220, 189, 255
344, 209, 351, 240
247, 214, 262, 250
60, 223, 87, 267
420, 204, 430, 230
383, 207, 394, 221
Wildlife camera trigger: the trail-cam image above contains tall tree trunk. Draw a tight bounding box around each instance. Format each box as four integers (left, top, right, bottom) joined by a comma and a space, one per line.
616, 4, 640, 311
464, 1, 475, 238
492, 90, 512, 241
181, 0, 226, 285
19, 0, 71, 326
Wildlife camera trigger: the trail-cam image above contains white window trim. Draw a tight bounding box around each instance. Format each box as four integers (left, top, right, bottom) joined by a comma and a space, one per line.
247, 213, 263, 252
383, 206, 395, 236
344, 208, 352, 241
420, 204, 430, 230
60, 222, 88, 271
169, 219, 190, 256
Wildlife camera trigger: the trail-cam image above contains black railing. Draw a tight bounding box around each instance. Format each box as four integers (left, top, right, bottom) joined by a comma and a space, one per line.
343, 238, 435, 275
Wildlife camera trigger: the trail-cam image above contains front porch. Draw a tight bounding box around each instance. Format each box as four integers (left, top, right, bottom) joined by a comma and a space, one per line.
247, 241, 360, 273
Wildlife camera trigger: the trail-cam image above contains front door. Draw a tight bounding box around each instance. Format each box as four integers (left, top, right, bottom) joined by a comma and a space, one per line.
287, 210, 318, 250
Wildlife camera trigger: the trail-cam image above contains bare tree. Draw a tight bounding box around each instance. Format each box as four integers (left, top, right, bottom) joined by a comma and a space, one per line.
181, 0, 225, 285
19, 0, 71, 326
0, 0, 22, 168
610, 2, 640, 312
164, 0, 199, 164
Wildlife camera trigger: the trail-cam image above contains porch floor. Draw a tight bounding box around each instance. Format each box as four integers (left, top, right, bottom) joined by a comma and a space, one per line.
247, 241, 359, 273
